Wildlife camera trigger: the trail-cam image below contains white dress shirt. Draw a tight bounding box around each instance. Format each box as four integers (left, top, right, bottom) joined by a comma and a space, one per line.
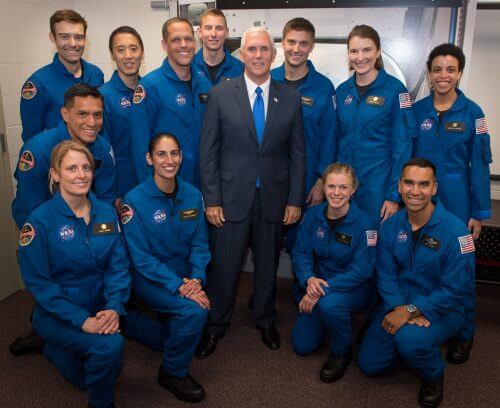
244, 73, 271, 118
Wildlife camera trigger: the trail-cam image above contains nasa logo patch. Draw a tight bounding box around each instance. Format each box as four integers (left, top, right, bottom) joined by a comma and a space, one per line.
19, 223, 36, 246
59, 224, 75, 242
397, 230, 408, 243
18, 150, 35, 172
21, 80, 37, 100
316, 227, 326, 239
120, 96, 131, 109
133, 85, 146, 104
153, 209, 167, 224
344, 94, 353, 106
420, 118, 434, 131
176, 93, 187, 106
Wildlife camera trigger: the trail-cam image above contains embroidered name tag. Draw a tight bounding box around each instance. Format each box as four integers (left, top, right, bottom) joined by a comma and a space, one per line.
93, 222, 115, 235
445, 122, 465, 132
180, 208, 198, 221
301, 96, 314, 107
366, 95, 385, 106
335, 232, 352, 246
422, 234, 441, 250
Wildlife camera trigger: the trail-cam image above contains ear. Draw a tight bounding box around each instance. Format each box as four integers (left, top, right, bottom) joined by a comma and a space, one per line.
49, 31, 55, 45
432, 181, 438, 197
271, 47, 277, 63
398, 180, 402, 195
161, 39, 168, 54
146, 152, 153, 166
61, 106, 70, 123
49, 167, 60, 183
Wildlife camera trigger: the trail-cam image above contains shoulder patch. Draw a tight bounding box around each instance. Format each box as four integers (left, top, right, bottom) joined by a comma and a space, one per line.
21, 80, 37, 100
133, 84, 146, 104
458, 234, 475, 254
366, 230, 378, 246
18, 150, 35, 172
19, 223, 36, 246
399, 92, 412, 108
109, 147, 115, 165
121, 204, 134, 224
475, 118, 488, 135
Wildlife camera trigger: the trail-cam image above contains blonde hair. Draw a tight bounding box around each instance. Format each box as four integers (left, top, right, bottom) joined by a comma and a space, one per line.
49, 140, 94, 194
322, 162, 359, 190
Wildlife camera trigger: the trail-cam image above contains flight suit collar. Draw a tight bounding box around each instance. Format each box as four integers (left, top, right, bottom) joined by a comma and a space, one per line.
402, 198, 445, 230
272, 60, 316, 89
52, 190, 100, 218
144, 175, 186, 202
161, 58, 195, 83
52, 53, 89, 80
315, 199, 360, 225
346, 67, 389, 98
109, 70, 135, 92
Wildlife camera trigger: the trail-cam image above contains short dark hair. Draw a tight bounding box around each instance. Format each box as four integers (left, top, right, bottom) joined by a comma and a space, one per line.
50, 9, 87, 36
108, 26, 144, 53
282, 17, 315, 40
426, 43, 466, 73
64, 83, 103, 109
162, 17, 194, 41
401, 158, 437, 180
347, 25, 383, 69
200, 8, 227, 27
148, 133, 181, 155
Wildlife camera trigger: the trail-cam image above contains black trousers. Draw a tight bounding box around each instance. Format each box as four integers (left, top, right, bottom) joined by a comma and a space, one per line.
206, 189, 283, 335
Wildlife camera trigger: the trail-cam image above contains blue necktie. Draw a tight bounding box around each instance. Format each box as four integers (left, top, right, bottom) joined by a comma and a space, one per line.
253, 86, 265, 144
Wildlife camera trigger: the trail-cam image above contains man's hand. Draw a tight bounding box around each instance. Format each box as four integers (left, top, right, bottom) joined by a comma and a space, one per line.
468, 218, 482, 240
408, 316, 430, 328
306, 179, 324, 207
189, 290, 211, 310
95, 310, 120, 334
306, 277, 329, 299
380, 200, 399, 222
205, 206, 225, 228
82, 317, 100, 334
283, 205, 301, 225
299, 293, 319, 313
178, 278, 202, 298
381, 306, 412, 334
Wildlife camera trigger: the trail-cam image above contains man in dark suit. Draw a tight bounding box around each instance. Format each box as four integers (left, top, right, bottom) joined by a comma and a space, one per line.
196, 27, 306, 357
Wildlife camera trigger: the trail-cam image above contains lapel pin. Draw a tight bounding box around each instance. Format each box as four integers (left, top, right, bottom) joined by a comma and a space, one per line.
273, 97, 278, 103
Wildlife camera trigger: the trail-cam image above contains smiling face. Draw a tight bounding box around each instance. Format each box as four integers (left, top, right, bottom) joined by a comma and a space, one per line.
147, 136, 182, 182
348, 35, 380, 77
111, 32, 143, 78
199, 14, 228, 52
399, 166, 437, 214
61, 96, 103, 145
428, 55, 462, 96
50, 21, 86, 64
282, 29, 314, 69
241, 31, 276, 85
50, 149, 93, 198
162, 21, 195, 71
323, 171, 356, 212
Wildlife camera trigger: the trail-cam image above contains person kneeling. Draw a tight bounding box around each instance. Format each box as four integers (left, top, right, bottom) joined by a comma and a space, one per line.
121, 133, 210, 403
292, 163, 377, 382
357, 158, 475, 408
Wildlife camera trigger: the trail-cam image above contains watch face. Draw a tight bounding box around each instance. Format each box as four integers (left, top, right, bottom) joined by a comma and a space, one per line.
406, 304, 417, 313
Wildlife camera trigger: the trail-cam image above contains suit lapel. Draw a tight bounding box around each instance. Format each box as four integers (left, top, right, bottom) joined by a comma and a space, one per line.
261, 80, 281, 148
234, 77, 258, 143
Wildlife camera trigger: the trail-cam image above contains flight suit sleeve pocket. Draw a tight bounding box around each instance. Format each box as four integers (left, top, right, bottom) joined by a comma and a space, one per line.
481, 135, 493, 164
403, 110, 417, 139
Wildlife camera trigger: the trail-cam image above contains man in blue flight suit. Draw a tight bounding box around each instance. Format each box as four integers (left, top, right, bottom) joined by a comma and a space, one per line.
358, 158, 475, 408
193, 8, 243, 85
128, 17, 212, 187
20, 9, 104, 142
100, 26, 144, 198
12, 83, 117, 229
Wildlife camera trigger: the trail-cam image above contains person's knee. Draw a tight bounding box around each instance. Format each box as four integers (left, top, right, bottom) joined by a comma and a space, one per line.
177, 301, 208, 330
357, 350, 386, 377
318, 296, 348, 319
291, 335, 316, 356
395, 329, 431, 360
93, 334, 124, 362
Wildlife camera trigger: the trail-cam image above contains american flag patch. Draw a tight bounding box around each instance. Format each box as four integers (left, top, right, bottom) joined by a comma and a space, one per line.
458, 234, 475, 254
366, 230, 378, 246
475, 118, 488, 134
399, 93, 412, 108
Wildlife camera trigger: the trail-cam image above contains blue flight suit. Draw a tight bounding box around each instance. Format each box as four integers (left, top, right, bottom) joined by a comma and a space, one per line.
19, 192, 130, 408
193, 47, 244, 85
414, 90, 491, 341
20, 53, 104, 142
128, 59, 212, 186
358, 201, 475, 381
99, 71, 138, 197
121, 176, 210, 378
12, 121, 118, 229
335, 68, 416, 218
291, 201, 377, 356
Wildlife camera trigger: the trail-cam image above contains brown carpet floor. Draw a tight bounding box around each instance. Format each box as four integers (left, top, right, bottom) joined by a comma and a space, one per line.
1, 273, 499, 408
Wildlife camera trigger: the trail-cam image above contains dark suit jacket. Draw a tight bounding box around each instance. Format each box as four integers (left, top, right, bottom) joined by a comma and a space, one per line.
199, 75, 306, 222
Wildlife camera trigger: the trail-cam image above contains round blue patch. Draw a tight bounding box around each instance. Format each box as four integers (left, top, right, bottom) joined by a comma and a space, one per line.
420, 118, 433, 131
120, 96, 131, 109
59, 224, 75, 242
153, 209, 167, 224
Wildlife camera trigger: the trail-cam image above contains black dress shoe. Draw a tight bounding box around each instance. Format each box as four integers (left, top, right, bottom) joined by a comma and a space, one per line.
447, 336, 473, 364
88, 403, 115, 408
258, 325, 280, 350
320, 350, 352, 383
418, 376, 444, 408
158, 367, 205, 403
195, 331, 224, 359
9, 329, 44, 357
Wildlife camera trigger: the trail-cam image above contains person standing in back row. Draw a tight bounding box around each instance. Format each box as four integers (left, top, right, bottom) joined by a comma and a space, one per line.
20, 9, 103, 142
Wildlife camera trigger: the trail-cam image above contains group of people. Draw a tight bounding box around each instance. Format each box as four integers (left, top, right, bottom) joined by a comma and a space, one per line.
9, 7, 491, 408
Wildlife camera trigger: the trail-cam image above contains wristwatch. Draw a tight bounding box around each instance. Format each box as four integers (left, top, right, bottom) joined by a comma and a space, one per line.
405, 304, 418, 316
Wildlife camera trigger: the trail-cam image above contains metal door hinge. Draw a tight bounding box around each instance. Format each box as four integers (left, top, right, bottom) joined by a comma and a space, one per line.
0, 133, 5, 153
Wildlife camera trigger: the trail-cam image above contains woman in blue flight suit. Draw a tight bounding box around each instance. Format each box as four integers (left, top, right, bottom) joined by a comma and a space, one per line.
413, 43, 492, 364
335, 25, 416, 221
121, 133, 210, 403
292, 163, 377, 382
18, 141, 130, 408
